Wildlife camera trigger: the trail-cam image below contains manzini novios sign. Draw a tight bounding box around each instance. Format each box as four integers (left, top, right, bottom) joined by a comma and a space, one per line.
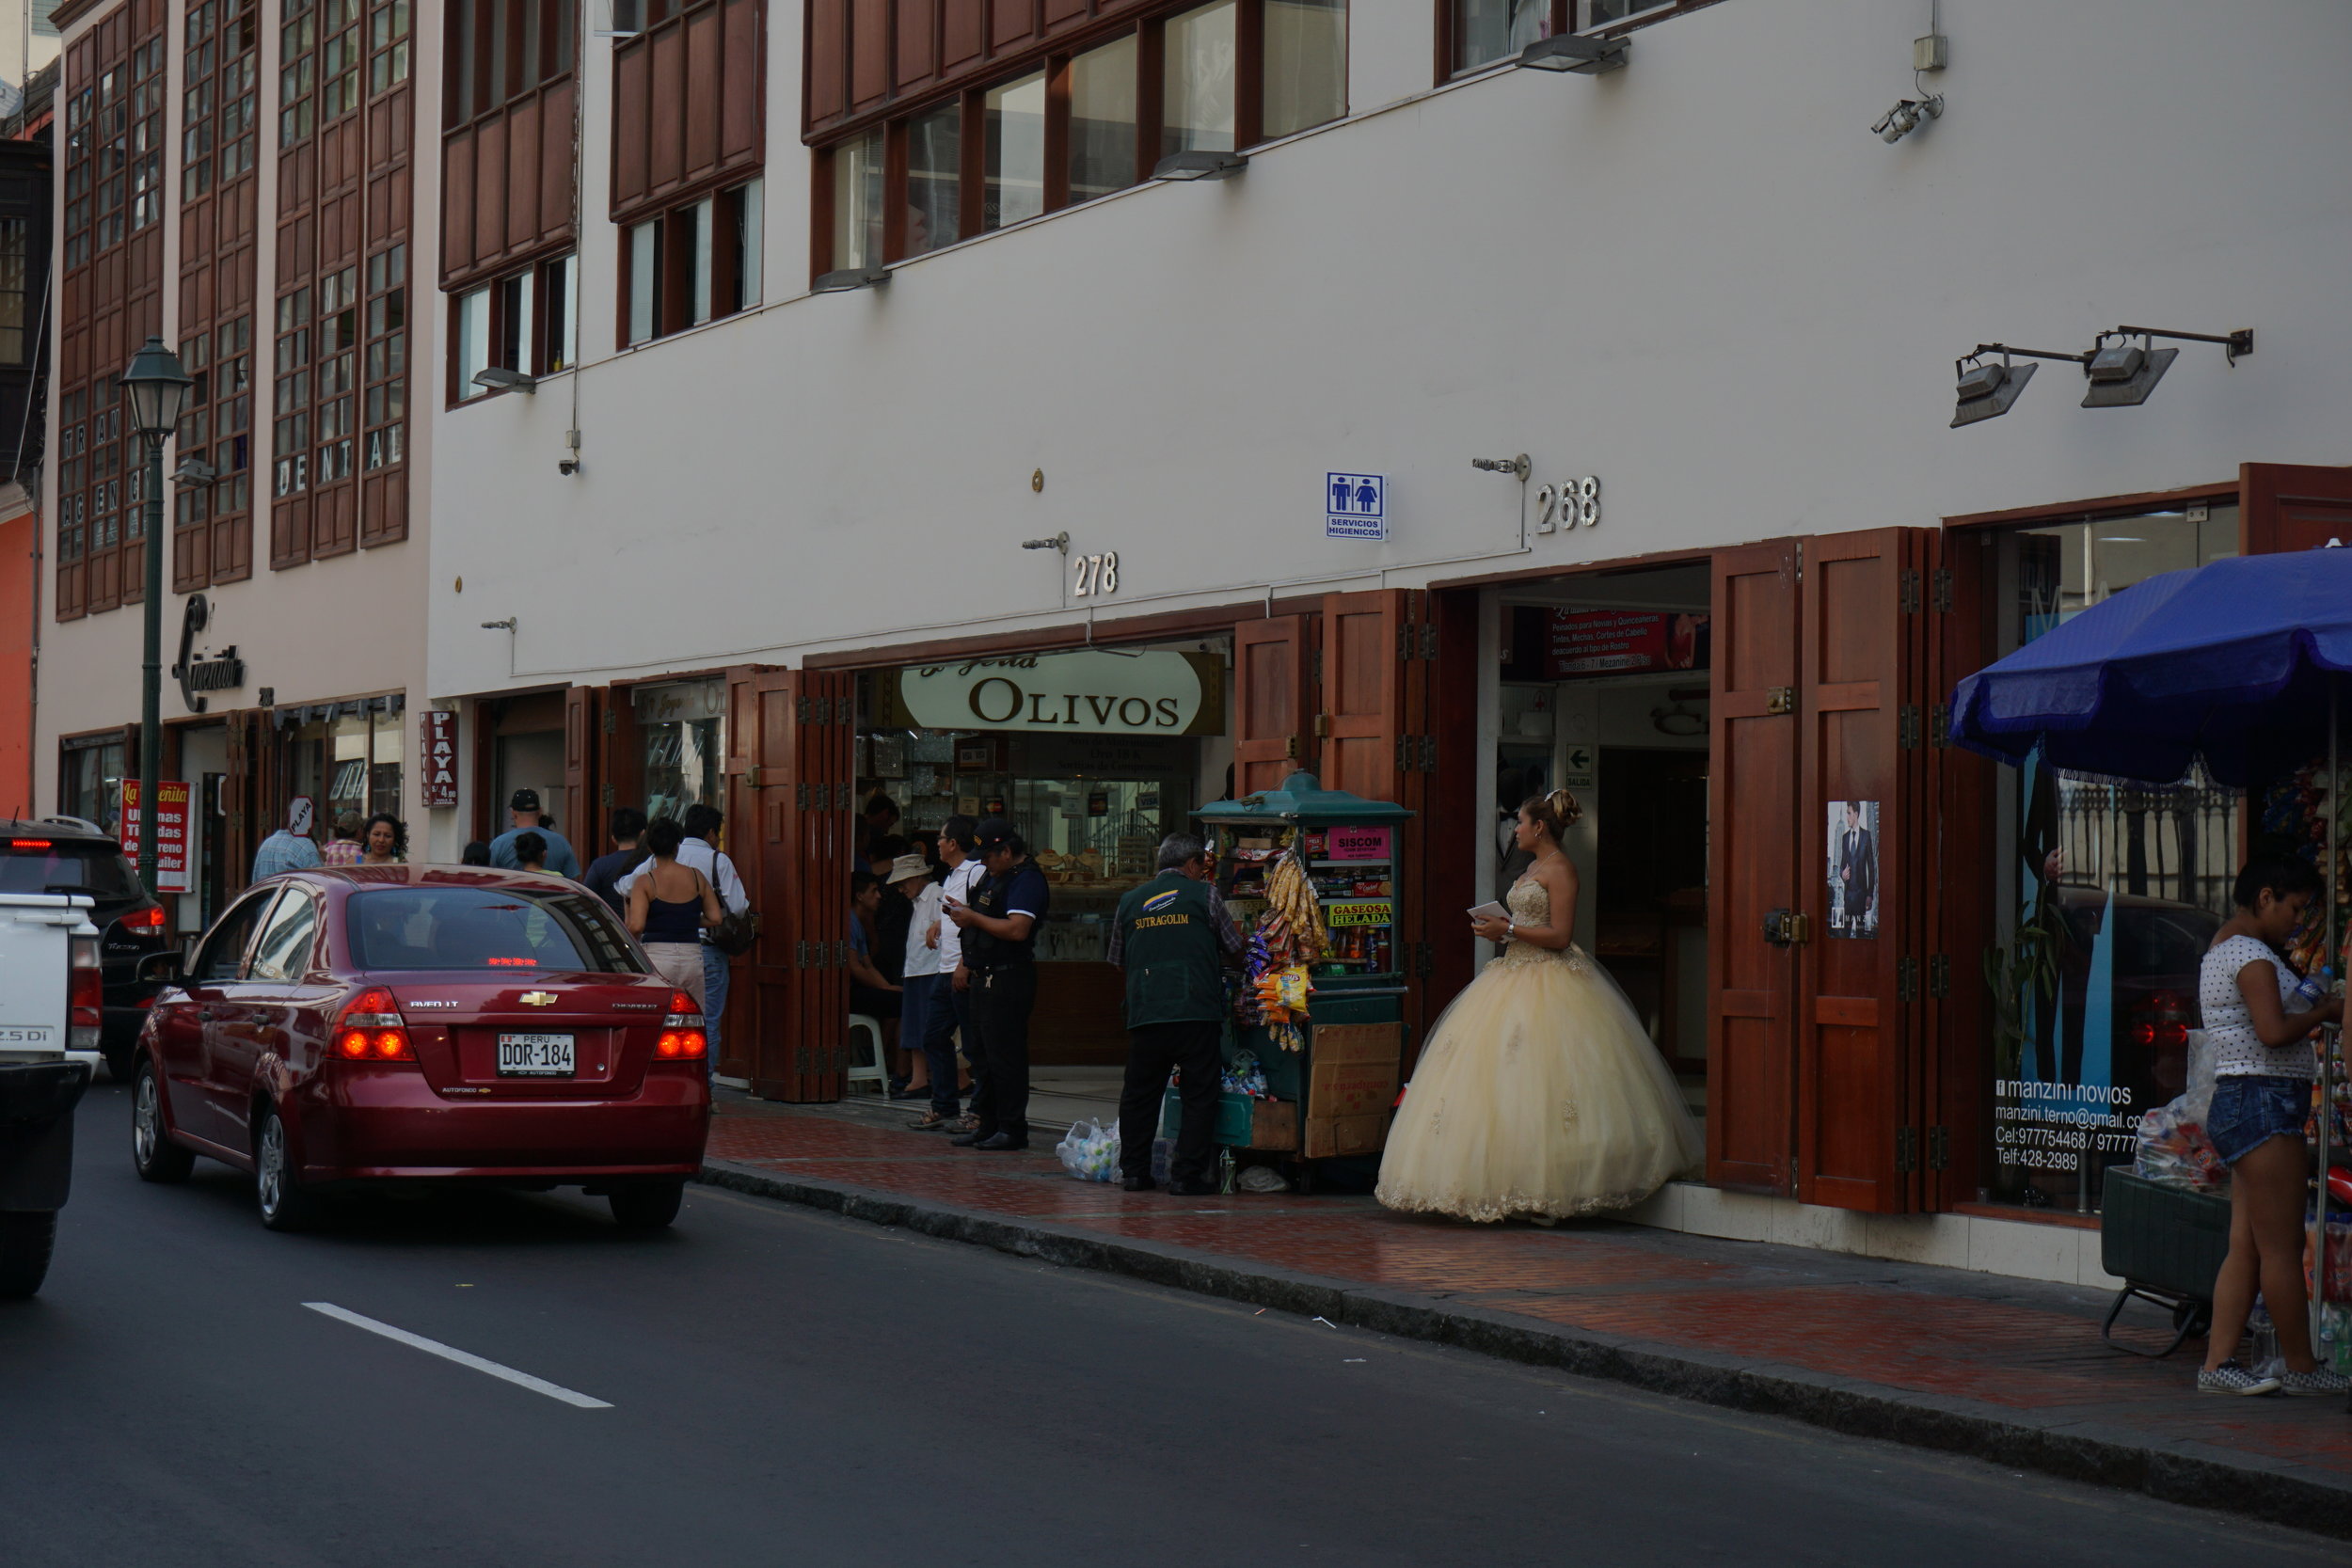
884, 650, 1226, 736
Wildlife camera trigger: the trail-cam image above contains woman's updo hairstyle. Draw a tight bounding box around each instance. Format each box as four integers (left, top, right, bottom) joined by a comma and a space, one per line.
1519, 788, 1583, 842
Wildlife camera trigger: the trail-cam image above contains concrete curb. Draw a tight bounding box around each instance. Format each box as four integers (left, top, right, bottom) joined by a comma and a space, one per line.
699, 1157, 2352, 1540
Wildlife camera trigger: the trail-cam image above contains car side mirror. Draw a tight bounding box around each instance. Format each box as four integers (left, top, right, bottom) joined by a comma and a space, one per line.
136, 951, 186, 987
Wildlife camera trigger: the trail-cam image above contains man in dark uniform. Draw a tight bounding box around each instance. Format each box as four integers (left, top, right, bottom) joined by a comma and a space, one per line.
945, 819, 1049, 1150
1109, 833, 1244, 1196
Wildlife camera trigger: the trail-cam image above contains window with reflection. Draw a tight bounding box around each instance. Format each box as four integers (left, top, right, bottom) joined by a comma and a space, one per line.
1162, 2, 1235, 157
833, 129, 884, 266
1068, 37, 1136, 203
906, 103, 961, 256
984, 72, 1046, 231
1264, 0, 1346, 138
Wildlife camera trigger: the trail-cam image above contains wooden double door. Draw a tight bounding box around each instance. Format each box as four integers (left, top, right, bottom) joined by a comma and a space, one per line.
1708, 529, 1990, 1214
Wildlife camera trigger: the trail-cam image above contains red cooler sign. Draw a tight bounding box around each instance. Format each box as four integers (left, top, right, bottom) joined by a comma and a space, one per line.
420, 710, 459, 808
1545, 610, 1709, 679
119, 780, 192, 894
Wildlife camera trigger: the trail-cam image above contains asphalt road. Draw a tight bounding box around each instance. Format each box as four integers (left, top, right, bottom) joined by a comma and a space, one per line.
1, 1084, 2337, 1568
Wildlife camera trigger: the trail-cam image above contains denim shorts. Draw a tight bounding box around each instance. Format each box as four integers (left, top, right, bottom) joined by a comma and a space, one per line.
2206, 1074, 2311, 1165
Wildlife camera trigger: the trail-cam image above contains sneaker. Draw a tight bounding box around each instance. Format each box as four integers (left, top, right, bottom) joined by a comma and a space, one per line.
2275, 1366, 2352, 1398
2196, 1361, 2282, 1396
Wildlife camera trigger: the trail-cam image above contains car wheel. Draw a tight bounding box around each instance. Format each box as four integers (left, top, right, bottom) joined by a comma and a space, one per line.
0, 1211, 58, 1299
131, 1061, 195, 1184
608, 1180, 684, 1230
254, 1106, 328, 1232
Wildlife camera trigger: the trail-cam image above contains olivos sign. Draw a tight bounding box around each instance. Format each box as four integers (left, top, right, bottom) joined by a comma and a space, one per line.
882, 650, 1226, 736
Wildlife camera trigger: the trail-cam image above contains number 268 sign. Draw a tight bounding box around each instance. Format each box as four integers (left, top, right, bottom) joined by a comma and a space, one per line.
1534, 476, 1601, 533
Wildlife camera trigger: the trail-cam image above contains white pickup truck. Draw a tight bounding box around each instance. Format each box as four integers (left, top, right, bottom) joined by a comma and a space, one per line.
0, 892, 103, 1297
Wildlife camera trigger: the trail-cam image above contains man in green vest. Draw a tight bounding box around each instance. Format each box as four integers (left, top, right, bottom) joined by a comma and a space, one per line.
1110, 833, 1245, 1195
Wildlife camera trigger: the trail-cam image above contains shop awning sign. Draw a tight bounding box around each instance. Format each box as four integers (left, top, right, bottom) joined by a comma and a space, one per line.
886, 650, 1225, 736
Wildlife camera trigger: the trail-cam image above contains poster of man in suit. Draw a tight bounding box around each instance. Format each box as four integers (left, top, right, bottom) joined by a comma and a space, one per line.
1828, 800, 1879, 938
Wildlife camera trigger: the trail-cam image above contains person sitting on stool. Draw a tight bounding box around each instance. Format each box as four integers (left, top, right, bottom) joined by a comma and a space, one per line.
946, 819, 1050, 1151
1110, 832, 1245, 1195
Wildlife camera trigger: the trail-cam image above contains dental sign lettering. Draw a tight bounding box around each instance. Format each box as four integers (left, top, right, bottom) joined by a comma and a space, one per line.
896, 650, 1218, 736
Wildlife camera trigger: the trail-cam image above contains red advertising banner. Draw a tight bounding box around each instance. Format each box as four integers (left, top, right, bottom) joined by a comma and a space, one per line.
1544, 610, 1710, 679
420, 710, 460, 808
119, 780, 193, 895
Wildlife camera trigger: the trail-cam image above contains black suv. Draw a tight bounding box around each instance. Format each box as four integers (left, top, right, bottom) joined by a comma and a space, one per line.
1, 816, 169, 1079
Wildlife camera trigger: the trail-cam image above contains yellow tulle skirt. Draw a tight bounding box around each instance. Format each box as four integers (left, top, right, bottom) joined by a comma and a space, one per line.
1375, 943, 1703, 1223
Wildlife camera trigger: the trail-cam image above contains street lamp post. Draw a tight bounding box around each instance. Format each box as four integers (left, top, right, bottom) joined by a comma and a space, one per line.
119, 337, 194, 896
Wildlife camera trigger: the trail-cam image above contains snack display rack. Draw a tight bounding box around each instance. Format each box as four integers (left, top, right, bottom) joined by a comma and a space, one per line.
1194, 771, 1414, 1176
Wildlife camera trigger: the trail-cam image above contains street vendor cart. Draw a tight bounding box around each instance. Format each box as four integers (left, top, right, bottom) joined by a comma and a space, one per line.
1186, 772, 1414, 1187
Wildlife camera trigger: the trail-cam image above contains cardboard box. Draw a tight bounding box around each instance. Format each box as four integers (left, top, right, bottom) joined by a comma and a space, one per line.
1310, 1022, 1402, 1066
1309, 1058, 1397, 1120
1303, 1112, 1391, 1159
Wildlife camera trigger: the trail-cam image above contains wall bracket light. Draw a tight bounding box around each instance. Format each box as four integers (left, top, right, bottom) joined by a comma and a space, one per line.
1472, 454, 1532, 480
170, 456, 216, 488
472, 366, 538, 393
1022, 531, 1071, 553
812, 264, 891, 293
1951, 343, 2085, 428
1152, 150, 1248, 181
1516, 34, 1629, 74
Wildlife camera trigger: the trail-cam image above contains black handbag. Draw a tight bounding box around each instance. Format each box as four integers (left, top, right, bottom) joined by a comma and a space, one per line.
703, 855, 761, 957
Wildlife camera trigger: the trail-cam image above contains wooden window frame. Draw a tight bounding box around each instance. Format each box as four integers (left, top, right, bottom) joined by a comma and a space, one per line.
1434, 0, 1724, 87
611, 183, 761, 350
807, 0, 1347, 280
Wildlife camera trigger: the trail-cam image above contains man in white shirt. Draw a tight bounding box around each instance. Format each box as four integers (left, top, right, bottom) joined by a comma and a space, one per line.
914, 816, 986, 1131
617, 802, 748, 1069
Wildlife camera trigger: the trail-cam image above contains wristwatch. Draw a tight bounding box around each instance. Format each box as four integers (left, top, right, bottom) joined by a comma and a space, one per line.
1505, 922, 1517, 941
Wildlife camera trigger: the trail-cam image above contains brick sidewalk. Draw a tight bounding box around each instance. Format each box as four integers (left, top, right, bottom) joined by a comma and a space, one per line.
704, 1100, 2352, 1534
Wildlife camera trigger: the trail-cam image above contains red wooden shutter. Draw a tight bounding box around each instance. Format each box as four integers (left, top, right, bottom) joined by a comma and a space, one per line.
222, 708, 257, 896
561, 685, 604, 859
1319, 589, 1407, 803
598, 687, 643, 825
1707, 539, 1802, 1196
1922, 526, 1995, 1211
2242, 463, 2352, 555
1793, 527, 1936, 1213
729, 665, 852, 1100
1232, 614, 1314, 794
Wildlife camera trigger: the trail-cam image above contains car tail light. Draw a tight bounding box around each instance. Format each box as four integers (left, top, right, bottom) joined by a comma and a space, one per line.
10, 837, 52, 849
2127, 990, 2194, 1052
337, 987, 414, 1063
117, 905, 167, 930
655, 1030, 708, 1059
69, 934, 102, 1053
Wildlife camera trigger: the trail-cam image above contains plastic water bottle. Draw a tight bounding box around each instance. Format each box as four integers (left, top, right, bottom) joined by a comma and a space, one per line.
2249, 1295, 2280, 1375
2290, 967, 2334, 1011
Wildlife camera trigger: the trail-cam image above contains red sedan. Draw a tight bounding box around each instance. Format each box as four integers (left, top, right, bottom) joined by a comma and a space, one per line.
129, 865, 710, 1230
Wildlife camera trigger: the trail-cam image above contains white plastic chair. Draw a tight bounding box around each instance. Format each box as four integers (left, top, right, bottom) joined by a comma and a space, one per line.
846, 1014, 887, 1096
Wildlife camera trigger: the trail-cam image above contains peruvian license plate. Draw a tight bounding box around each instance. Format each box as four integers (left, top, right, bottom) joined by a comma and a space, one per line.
496, 1033, 575, 1076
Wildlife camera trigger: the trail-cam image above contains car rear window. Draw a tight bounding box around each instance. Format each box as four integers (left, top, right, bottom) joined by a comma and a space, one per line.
345, 886, 648, 974
0, 839, 139, 900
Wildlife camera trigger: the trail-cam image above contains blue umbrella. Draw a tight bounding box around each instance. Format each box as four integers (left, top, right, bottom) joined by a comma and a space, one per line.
1949, 547, 2352, 785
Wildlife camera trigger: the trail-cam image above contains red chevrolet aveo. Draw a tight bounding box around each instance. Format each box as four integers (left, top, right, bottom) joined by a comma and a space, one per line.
129, 866, 711, 1230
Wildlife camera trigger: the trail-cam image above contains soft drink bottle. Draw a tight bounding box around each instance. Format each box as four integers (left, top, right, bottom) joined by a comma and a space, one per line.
2290, 966, 2334, 1011
2249, 1295, 2280, 1373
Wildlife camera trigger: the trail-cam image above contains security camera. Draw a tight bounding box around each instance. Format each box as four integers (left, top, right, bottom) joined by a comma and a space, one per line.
557, 456, 581, 477
1873, 94, 1944, 144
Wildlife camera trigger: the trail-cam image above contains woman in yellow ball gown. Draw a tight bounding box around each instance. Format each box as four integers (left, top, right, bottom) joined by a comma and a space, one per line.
1377, 789, 1701, 1223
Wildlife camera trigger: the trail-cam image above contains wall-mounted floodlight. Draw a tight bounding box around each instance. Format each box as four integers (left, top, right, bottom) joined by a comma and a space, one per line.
1022, 531, 1071, 553
2080, 325, 2251, 407
1471, 454, 1531, 479
170, 456, 216, 488
812, 265, 891, 293
472, 366, 538, 393
1152, 150, 1248, 181
1950, 343, 2089, 428
1516, 34, 1629, 74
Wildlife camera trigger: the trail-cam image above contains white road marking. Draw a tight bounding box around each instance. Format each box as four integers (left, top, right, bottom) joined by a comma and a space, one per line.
303, 1302, 613, 1409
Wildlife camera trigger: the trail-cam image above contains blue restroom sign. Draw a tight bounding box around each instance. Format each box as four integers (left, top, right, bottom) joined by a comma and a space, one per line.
1326, 472, 1388, 540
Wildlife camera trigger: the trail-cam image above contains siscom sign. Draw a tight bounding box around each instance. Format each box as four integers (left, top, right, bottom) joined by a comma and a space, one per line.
884, 650, 1226, 737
